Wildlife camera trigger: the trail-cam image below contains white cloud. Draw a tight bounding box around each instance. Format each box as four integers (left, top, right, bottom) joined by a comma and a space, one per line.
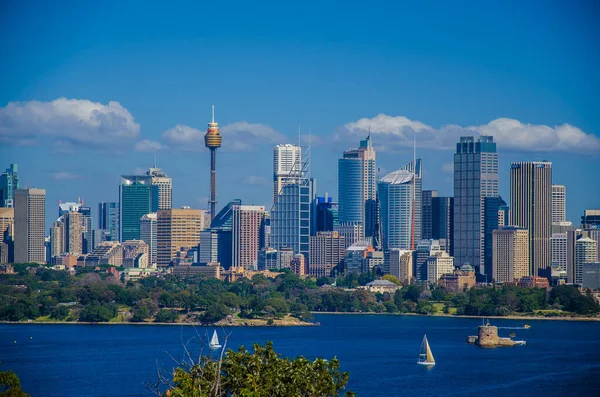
337, 114, 600, 154
0, 98, 140, 149
51, 171, 79, 181
243, 175, 270, 186
159, 121, 286, 152
441, 162, 454, 174
134, 139, 166, 152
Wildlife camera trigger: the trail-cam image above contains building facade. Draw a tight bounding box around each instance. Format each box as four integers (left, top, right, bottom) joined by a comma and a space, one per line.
157, 208, 202, 267
551, 232, 568, 272
98, 202, 119, 242
313, 194, 339, 234
379, 169, 415, 251
232, 205, 267, 270
387, 249, 413, 283
453, 136, 499, 275
510, 161, 552, 277
140, 213, 157, 265
422, 190, 438, 240
309, 231, 345, 278
0, 164, 19, 208
483, 196, 509, 279
273, 144, 302, 203
431, 196, 453, 255
551, 185, 566, 223
492, 227, 529, 283
14, 188, 46, 264
64, 211, 83, 255
338, 136, 376, 238
575, 237, 598, 285
427, 251, 455, 284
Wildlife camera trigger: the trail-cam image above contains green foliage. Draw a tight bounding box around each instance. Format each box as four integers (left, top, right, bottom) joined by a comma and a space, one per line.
79, 304, 117, 322
154, 309, 179, 323
0, 369, 29, 397
201, 303, 230, 324
382, 275, 401, 285
165, 342, 352, 397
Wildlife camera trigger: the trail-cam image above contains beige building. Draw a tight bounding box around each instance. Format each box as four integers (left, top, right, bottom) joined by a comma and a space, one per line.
387, 249, 414, 284
427, 251, 455, 284
122, 240, 149, 268
334, 222, 363, 248
157, 208, 203, 266
64, 211, 83, 255
50, 221, 65, 259
140, 213, 157, 265
360, 279, 400, 294
14, 188, 46, 264
309, 231, 345, 278
86, 241, 123, 267
492, 227, 529, 283
551, 185, 566, 223
0, 208, 14, 240
232, 205, 266, 270
290, 253, 306, 276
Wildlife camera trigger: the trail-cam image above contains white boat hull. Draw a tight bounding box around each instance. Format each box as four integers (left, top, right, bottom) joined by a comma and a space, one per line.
417, 361, 435, 366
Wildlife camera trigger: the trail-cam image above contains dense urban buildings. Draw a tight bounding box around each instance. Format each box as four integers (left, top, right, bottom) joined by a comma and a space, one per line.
386, 249, 413, 283
421, 190, 438, 240
313, 194, 339, 234
98, 202, 119, 242
140, 213, 157, 265
492, 227, 530, 283
338, 136, 376, 240
427, 251, 454, 284
309, 231, 345, 277
510, 161, 552, 277
14, 188, 46, 264
431, 196, 454, 255
379, 168, 415, 250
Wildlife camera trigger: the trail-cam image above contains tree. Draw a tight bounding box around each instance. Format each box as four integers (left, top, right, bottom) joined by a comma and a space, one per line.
382, 275, 401, 285
158, 341, 353, 397
0, 369, 30, 397
155, 309, 179, 323
201, 303, 230, 324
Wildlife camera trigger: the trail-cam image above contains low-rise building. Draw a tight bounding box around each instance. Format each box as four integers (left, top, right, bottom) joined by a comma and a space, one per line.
173, 262, 223, 279
85, 242, 123, 267
438, 266, 476, 292
360, 279, 401, 294
517, 276, 550, 289
427, 251, 454, 284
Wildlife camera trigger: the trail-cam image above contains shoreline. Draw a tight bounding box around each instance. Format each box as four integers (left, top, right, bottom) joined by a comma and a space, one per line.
311, 312, 600, 322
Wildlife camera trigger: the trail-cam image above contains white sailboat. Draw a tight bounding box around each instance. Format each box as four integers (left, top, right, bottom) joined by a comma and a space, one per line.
417, 334, 435, 366
209, 330, 221, 350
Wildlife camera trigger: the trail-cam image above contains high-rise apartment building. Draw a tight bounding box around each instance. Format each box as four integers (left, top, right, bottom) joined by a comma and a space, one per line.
0, 164, 19, 208
157, 208, 202, 266
338, 136, 376, 239
273, 144, 302, 203
510, 161, 552, 277
232, 205, 267, 270
575, 237, 598, 285
309, 231, 345, 278
140, 213, 157, 265
120, 167, 172, 242
454, 136, 499, 276
422, 190, 438, 240
431, 197, 454, 255
492, 227, 529, 283
14, 188, 46, 264
64, 211, 83, 255
551, 185, 566, 223
98, 202, 119, 242
50, 221, 65, 259
551, 233, 568, 272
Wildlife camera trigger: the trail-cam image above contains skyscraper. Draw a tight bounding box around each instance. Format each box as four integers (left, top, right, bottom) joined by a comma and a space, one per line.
312, 194, 339, 234
0, 208, 14, 242
422, 190, 438, 240
157, 208, 203, 266
273, 144, 302, 203
232, 205, 267, 270
98, 202, 119, 241
119, 167, 172, 242
64, 211, 83, 255
338, 136, 376, 239
483, 196, 509, 277
140, 213, 157, 265
431, 196, 454, 255
378, 169, 414, 250
0, 164, 19, 208
551, 232, 567, 271
492, 226, 529, 283
204, 106, 222, 220
14, 188, 46, 264
551, 185, 566, 223
510, 161, 552, 278
78, 205, 92, 254
309, 231, 345, 277
453, 136, 499, 276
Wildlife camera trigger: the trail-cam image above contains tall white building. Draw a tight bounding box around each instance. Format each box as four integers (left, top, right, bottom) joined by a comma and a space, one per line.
552, 185, 566, 223
551, 232, 567, 271
148, 167, 172, 210
273, 144, 302, 203
14, 188, 46, 264
140, 213, 157, 265
575, 237, 598, 285
378, 169, 415, 250
232, 205, 267, 270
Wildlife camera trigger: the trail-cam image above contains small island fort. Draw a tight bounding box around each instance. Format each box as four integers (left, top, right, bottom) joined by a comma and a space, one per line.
467, 321, 525, 347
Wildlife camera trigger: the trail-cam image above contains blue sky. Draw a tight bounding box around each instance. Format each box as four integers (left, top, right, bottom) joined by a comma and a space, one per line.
1, 0, 599, 228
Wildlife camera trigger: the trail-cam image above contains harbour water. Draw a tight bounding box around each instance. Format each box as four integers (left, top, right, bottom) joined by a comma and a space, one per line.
1, 314, 599, 396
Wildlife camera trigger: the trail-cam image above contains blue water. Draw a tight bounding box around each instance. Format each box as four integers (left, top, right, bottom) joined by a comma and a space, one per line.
1, 315, 599, 396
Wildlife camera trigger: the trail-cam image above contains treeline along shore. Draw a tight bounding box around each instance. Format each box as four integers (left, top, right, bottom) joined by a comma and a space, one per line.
0, 264, 598, 325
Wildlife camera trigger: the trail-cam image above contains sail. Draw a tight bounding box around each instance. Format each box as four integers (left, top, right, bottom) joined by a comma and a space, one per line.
210, 330, 220, 348
425, 337, 435, 363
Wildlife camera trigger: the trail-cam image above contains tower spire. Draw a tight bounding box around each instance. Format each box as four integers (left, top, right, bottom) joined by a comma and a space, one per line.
212, 105, 215, 123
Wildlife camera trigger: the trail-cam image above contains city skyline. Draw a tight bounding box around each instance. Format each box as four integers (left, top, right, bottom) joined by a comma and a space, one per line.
1, 2, 599, 227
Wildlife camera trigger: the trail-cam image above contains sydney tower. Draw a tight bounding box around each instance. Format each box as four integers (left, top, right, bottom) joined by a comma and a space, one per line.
204, 106, 222, 220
